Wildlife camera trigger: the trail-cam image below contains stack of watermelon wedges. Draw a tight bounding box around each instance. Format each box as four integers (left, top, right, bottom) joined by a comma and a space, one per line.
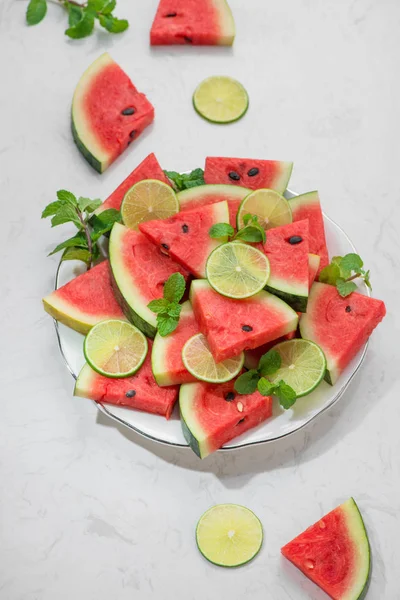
43, 153, 386, 459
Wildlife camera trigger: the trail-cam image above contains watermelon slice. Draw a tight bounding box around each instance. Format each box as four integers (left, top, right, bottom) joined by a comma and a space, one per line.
152, 301, 200, 386
177, 184, 251, 228
139, 201, 230, 278
282, 498, 371, 600
43, 261, 125, 335
308, 253, 320, 288
109, 223, 190, 338
262, 220, 310, 312
190, 280, 298, 362
150, 0, 235, 46
75, 342, 178, 419
289, 191, 329, 274
204, 157, 293, 193
97, 153, 170, 214
180, 379, 273, 458
72, 53, 154, 173
300, 282, 386, 385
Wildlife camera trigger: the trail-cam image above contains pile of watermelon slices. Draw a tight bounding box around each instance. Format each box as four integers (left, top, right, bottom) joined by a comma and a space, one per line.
43, 153, 386, 459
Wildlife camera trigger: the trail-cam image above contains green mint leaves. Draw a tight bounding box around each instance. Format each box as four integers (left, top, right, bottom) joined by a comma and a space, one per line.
209, 213, 266, 244
147, 273, 186, 337
209, 223, 235, 239
26, 0, 129, 39
234, 349, 297, 410
164, 168, 205, 192
42, 190, 121, 269
319, 253, 371, 297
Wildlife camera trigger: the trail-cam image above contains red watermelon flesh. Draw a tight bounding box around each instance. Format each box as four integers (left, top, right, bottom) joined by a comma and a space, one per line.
97, 153, 170, 214
190, 280, 298, 362
289, 191, 329, 274
177, 184, 251, 228
75, 342, 178, 419
150, 0, 235, 46
139, 201, 230, 278
179, 379, 273, 458
43, 260, 125, 335
204, 156, 293, 193
282, 498, 371, 600
300, 282, 386, 385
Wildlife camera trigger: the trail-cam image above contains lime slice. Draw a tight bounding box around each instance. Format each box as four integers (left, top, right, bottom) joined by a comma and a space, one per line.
268, 339, 327, 396
196, 504, 263, 567
237, 189, 292, 231
121, 179, 179, 230
206, 242, 270, 299
84, 319, 148, 378
182, 333, 244, 383
193, 76, 249, 124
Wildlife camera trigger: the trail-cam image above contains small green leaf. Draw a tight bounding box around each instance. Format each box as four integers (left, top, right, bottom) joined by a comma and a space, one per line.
164, 171, 184, 191
157, 315, 179, 337
42, 201, 63, 218
163, 169, 204, 191
242, 214, 253, 226
48, 232, 88, 256
78, 197, 102, 213
57, 190, 77, 206
187, 168, 204, 180
26, 0, 47, 25
340, 253, 364, 273
209, 223, 235, 239
61, 247, 91, 264
163, 272, 186, 303
258, 350, 281, 377
336, 278, 357, 298
102, 0, 117, 14
275, 381, 297, 409
234, 370, 259, 395
68, 4, 83, 27
65, 10, 95, 39
166, 303, 182, 319
257, 377, 275, 396
184, 179, 205, 189
98, 14, 129, 33
235, 225, 265, 243
364, 270, 372, 290
319, 262, 341, 286
147, 298, 169, 314
90, 209, 121, 241
87, 0, 109, 10
51, 205, 81, 228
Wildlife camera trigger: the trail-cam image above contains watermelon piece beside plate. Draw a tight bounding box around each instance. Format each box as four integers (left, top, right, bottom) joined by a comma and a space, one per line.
204, 156, 293, 193
177, 184, 251, 228
150, 0, 235, 46
282, 498, 371, 600
72, 53, 154, 173
300, 282, 386, 385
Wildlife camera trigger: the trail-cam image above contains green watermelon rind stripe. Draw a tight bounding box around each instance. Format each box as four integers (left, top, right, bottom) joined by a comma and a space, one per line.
179, 383, 210, 459
274, 161, 294, 195
341, 498, 371, 600
177, 184, 251, 208
289, 190, 320, 212
71, 113, 103, 174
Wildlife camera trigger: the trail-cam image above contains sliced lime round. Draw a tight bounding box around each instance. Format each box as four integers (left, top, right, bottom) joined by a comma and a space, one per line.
121, 179, 179, 230
193, 76, 249, 124
182, 333, 244, 383
84, 319, 148, 378
268, 339, 326, 396
196, 504, 263, 567
237, 189, 292, 231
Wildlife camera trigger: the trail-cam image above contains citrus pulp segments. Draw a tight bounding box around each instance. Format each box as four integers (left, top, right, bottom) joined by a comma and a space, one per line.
121, 179, 179, 231
193, 76, 248, 123
182, 333, 244, 383
237, 188, 292, 231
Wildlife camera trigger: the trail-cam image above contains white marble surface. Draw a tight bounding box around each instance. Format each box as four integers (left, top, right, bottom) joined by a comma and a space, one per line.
0, 0, 399, 598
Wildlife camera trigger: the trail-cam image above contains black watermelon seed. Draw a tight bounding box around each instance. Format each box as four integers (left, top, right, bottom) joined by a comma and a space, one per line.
288, 235, 303, 245
121, 107, 135, 116
345, 305, 352, 313
184, 36, 193, 43
129, 130, 137, 139
165, 12, 177, 17
247, 167, 259, 177
182, 224, 189, 233
126, 390, 136, 398
237, 418, 246, 425
161, 243, 170, 250
242, 325, 253, 332
229, 171, 241, 181
225, 392, 236, 402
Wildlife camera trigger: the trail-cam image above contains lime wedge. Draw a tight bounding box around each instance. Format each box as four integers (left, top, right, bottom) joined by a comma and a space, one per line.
237, 189, 292, 231
196, 504, 263, 567
121, 179, 179, 230
206, 242, 270, 299
84, 319, 148, 378
193, 76, 249, 124
182, 333, 244, 383
268, 339, 326, 396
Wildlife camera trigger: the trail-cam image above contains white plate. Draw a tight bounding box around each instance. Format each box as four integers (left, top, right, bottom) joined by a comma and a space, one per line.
55, 189, 369, 450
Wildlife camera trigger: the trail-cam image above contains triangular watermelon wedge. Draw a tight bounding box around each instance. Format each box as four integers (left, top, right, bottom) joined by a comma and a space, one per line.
204, 156, 293, 193
282, 498, 371, 600
150, 0, 236, 46
139, 201, 230, 278
300, 282, 386, 384
289, 191, 329, 273
177, 184, 251, 228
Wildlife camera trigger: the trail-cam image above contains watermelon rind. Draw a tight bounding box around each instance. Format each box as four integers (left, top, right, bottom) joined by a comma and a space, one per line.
308, 253, 320, 286
265, 279, 308, 313
179, 382, 210, 458
213, 0, 236, 46
43, 293, 98, 335
177, 184, 251, 210
342, 498, 371, 600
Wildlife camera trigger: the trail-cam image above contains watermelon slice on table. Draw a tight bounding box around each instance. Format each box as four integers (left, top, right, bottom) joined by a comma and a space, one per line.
190, 280, 298, 362
282, 498, 371, 600
177, 184, 251, 228
204, 157, 293, 193
152, 301, 200, 386
139, 201, 230, 278
289, 191, 329, 274
109, 223, 190, 338
72, 53, 154, 173
97, 153, 170, 214
300, 282, 386, 385
308, 253, 320, 288
150, 0, 235, 46
75, 342, 178, 419
43, 261, 125, 335
180, 379, 273, 458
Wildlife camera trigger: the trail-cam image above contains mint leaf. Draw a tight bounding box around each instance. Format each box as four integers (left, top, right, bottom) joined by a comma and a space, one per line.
275, 381, 297, 409
166, 303, 182, 319
164, 171, 184, 191
336, 278, 357, 297
184, 178, 205, 189
319, 262, 341, 285
242, 214, 253, 226
257, 377, 275, 396
68, 4, 83, 26
87, 0, 109, 10
102, 0, 117, 14
209, 223, 234, 239
364, 270, 372, 290
57, 190, 77, 206
90, 209, 121, 241
48, 232, 88, 256
164, 168, 204, 191
98, 15, 129, 33
65, 10, 95, 39
157, 315, 179, 337
258, 350, 281, 377
42, 201, 63, 218
26, 0, 47, 25
61, 247, 91, 264
234, 370, 259, 395
235, 225, 265, 243
340, 253, 363, 273
51, 205, 81, 228
78, 197, 102, 213
147, 298, 169, 314
163, 272, 186, 303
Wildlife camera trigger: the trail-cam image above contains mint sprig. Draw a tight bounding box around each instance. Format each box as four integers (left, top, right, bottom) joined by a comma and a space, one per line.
147, 273, 186, 337
42, 190, 121, 269
209, 213, 266, 244
234, 349, 297, 410
164, 168, 205, 192
26, 0, 129, 39
319, 253, 371, 297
